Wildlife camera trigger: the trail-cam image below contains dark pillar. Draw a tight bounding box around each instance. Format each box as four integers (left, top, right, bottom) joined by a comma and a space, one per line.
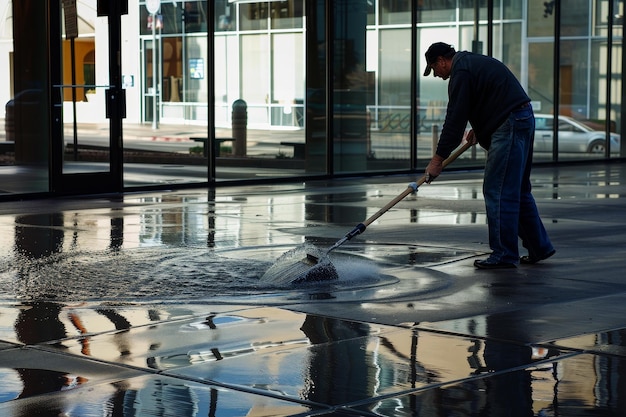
232, 99, 247, 156
12, 1, 50, 165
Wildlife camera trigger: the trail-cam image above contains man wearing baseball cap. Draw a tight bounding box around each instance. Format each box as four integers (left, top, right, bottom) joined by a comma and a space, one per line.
422, 42, 555, 269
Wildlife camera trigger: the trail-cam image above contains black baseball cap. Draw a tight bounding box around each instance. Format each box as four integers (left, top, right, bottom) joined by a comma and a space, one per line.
423, 42, 456, 76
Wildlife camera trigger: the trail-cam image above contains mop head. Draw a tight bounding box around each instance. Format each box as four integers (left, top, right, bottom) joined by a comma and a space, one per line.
260, 243, 339, 286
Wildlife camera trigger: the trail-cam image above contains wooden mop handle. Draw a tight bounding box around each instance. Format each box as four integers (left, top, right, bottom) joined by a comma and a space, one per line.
362, 141, 473, 228
416, 140, 474, 186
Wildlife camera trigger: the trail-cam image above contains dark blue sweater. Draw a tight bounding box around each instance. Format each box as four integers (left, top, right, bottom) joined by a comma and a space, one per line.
436, 51, 530, 158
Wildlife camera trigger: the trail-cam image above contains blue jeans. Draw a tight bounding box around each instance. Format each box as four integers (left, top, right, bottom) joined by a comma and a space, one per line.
483, 106, 554, 264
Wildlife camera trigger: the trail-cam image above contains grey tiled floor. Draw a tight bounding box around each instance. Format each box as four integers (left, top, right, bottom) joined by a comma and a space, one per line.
1, 161, 626, 416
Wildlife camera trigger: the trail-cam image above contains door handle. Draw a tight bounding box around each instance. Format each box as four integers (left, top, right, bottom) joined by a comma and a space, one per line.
105, 88, 126, 119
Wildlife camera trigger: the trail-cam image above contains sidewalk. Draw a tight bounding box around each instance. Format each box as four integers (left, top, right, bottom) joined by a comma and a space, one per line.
0, 161, 625, 415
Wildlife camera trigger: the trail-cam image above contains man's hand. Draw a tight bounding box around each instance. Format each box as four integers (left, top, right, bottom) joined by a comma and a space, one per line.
464, 129, 477, 145
425, 154, 445, 183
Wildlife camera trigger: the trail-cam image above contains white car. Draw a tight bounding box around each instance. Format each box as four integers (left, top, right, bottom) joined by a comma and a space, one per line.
534, 114, 620, 154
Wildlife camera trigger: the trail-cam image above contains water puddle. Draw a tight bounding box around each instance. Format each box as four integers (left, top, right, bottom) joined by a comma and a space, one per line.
0, 243, 473, 304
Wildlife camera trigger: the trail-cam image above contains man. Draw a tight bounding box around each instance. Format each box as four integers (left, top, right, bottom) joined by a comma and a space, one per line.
423, 42, 554, 269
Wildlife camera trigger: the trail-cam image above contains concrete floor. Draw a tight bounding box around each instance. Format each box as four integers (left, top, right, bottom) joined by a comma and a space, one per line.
0, 161, 625, 416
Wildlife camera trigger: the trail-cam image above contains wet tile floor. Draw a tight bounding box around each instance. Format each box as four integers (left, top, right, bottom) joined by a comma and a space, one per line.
0, 162, 626, 415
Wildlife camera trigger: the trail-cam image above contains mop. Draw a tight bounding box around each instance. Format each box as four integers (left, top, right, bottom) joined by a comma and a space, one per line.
260, 141, 473, 285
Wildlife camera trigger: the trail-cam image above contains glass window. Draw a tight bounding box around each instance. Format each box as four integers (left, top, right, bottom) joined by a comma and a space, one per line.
528, 0, 555, 37
213, 1, 308, 181
271, 33, 304, 127
214, 34, 237, 125
562, 1, 589, 36
459, 23, 488, 55
559, 40, 589, 119
418, 1, 457, 24
332, 1, 371, 173
6, 0, 626, 199
527, 41, 554, 161
271, 0, 304, 29
459, 0, 488, 22
240, 2, 269, 31
375, 28, 411, 165
140, 2, 185, 35
215, 0, 235, 32
459, 1, 522, 28
2, 0, 49, 194
418, 27, 456, 121
241, 34, 269, 109
502, 0, 523, 19
302, 0, 328, 175
161, 37, 182, 103
182, 1, 208, 33
161, 3, 181, 34
594, 0, 622, 36
527, 42, 555, 115
139, 0, 207, 35
379, 29, 411, 107
501, 23, 523, 80
610, 2, 623, 157
582, 38, 621, 157
139, 7, 153, 36
185, 35, 208, 105
379, 0, 411, 25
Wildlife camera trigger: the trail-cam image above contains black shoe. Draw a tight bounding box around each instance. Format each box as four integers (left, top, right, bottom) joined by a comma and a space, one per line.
474, 259, 516, 269
520, 249, 555, 265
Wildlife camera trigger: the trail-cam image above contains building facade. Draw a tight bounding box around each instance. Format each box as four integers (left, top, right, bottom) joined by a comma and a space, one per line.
0, 0, 623, 199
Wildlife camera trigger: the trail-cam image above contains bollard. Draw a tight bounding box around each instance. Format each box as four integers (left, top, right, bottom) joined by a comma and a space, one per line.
232, 99, 247, 156
431, 124, 439, 155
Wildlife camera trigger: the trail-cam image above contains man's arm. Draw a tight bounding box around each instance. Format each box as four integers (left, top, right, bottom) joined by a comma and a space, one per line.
436, 71, 473, 158
425, 71, 473, 182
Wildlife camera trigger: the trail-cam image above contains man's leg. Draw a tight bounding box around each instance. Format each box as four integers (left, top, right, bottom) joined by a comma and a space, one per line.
518, 120, 554, 262
483, 115, 524, 264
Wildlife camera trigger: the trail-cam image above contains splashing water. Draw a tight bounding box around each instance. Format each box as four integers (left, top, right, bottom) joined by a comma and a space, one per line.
259, 243, 339, 286
0, 243, 390, 303
0, 248, 271, 303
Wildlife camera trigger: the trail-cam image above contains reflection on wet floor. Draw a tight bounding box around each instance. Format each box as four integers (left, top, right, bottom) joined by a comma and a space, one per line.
0, 242, 469, 303
0, 189, 483, 302
0, 303, 624, 415
1, 163, 626, 415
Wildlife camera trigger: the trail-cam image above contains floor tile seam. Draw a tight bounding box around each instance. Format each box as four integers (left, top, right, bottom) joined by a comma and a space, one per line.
0, 345, 329, 410
408, 324, 586, 354
319, 406, 379, 417
411, 290, 626, 336
421, 252, 486, 268
13, 344, 162, 377
546, 342, 626, 359
403, 326, 604, 371
7, 318, 195, 346
518, 288, 626, 309
545, 343, 626, 357
0, 304, 314, 348
0, 341, 21, 350
277, 307, 417, 337
157, 369, 333, 410
333, 351, 584, 411
29, 304, 265, 343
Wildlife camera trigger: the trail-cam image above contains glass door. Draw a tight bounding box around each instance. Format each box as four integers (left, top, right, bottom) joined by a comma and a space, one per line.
51, 0, 125, 193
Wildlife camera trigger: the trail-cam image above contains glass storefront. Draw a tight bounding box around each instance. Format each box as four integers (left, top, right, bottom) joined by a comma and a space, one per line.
1, 2, 50, 194
0, 0, 623, 199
